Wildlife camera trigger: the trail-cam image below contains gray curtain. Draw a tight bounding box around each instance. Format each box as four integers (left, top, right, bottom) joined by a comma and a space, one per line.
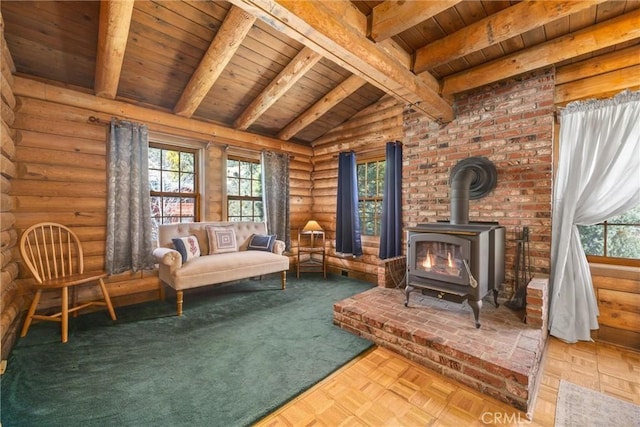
261, 151, 291, 250
106, 119, 155, 274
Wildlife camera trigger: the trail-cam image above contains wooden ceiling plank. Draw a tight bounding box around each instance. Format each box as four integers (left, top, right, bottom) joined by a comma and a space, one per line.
277, 75, 366, 140
414, 0, 608, 74
370, 0, 463, 42
442, 8, 640, 95
173, 6, 256, 118
228, 0, 453, 123
234, 46, 322, 130
94, 0, 134, 99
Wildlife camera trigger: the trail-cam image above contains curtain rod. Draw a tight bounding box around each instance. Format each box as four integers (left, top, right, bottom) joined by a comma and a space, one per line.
330, 141, 402, 158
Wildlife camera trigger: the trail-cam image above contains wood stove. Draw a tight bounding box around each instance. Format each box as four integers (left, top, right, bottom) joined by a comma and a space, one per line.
406, 223, 505, 327
405, 157, 505, 328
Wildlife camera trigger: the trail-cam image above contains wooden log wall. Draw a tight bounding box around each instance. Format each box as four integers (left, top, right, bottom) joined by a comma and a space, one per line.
9, 76, 312, 335
590, 264, 640, 350
310, 96, 404, 283
0, 12, 21, 360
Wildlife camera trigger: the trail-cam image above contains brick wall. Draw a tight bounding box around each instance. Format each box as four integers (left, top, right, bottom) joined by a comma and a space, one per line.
402, 68, 555, 295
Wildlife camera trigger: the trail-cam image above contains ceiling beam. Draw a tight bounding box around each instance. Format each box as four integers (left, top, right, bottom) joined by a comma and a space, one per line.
555, 64, 640, 105
228, 0, 454, 123
94, 0, 134, 99
555, 45, 640, 104
414, 0, 607, 74
319, 1, 418, 84
234, 46, 322, 130
173, 6, 255, 117
555, 45, 640, 85
370, 0, 463, 42
442, 9, 640, 96
277, 75, 366, 141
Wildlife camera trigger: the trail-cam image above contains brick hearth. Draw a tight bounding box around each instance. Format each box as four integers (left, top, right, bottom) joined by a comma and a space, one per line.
333, 287, 546, 413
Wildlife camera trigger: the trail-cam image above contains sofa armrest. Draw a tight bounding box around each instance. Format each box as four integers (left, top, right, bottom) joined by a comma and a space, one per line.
152, 247, 182, 272
272, 240, 285, 255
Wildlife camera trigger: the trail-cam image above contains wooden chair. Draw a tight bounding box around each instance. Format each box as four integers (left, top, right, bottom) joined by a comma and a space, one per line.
19, 222, 117, 343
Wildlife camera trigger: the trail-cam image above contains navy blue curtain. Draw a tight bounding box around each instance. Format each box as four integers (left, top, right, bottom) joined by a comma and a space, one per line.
379, 141, 403, 259
336, 152, 362, 257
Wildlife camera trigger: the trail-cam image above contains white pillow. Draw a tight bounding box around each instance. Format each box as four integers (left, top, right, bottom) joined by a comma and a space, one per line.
172, 235, 201, 263
206, 226, 238, 254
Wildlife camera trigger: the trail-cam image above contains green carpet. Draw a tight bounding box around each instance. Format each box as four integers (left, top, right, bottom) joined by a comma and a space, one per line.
1, 273, 373, 427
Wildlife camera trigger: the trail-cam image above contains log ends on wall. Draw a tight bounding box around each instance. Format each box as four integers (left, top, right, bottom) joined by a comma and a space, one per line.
0, 24, 22, 360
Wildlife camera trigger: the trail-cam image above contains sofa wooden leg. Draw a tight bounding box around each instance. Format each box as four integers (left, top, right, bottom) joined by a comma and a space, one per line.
176, 291, 183, 316
281, 271, 286, 290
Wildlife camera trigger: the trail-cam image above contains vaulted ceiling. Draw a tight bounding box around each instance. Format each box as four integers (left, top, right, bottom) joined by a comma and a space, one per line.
2, 1, 639, 145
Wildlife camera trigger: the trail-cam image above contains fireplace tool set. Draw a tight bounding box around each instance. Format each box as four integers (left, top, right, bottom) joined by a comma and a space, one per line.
505, 226, 532, 314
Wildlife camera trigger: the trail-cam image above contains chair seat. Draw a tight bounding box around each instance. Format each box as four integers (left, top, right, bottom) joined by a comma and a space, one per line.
37, 271, 109, 288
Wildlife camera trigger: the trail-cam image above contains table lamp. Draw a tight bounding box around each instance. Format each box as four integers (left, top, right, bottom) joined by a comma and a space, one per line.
302, 220, 323, 248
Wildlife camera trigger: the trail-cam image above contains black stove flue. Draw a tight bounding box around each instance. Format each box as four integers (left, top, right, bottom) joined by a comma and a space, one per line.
405, 157, 504, 328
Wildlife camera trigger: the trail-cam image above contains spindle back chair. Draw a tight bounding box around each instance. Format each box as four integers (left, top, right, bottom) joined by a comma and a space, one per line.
19, 222, 117, 343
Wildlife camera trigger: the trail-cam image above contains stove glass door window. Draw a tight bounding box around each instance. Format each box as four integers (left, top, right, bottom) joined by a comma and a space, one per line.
417, 241, 464, 279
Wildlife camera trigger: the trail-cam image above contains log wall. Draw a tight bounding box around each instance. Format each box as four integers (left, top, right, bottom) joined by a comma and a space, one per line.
310, 96, 404, 283
0, 13, 21, 360
8, 77, 312, 344
590, 264, 640, 350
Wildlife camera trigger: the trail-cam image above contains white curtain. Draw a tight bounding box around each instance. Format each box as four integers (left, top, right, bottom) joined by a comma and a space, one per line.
549, 90, 640, 343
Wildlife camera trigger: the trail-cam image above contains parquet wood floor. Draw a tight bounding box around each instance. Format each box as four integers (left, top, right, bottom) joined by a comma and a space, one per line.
256, 337, 640, 426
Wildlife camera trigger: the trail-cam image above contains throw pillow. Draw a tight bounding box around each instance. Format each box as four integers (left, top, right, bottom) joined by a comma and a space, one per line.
206, 226, 238, 254
247, 234, 277, 252
172, 235, 201, 263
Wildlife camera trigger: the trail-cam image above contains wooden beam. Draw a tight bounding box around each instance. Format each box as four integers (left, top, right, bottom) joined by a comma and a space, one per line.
14, 77, 312, 157
228, 0, 454, 123
370, 0, 462, 42
234, 46, 321, 130
414, 1, 606, 74
94, 0, 134, 99
277, 75, 366, 141
442, 9, 640, 96
555, 65, 640, 105
173, 6, 255, 117
319, 0, 435, 93
556, 45, 640, 85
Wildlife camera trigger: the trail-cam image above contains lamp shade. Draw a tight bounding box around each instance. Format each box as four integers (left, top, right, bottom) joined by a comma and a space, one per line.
302, 220, 323, 233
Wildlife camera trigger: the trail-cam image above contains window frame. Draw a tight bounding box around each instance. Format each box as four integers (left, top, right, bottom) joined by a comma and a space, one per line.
225, 154, 263, 222
582, 217, 640, 267
357, 157, 385, 237
149, 142, 201, 225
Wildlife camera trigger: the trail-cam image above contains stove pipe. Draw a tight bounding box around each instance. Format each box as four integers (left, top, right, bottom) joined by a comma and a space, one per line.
449, 157, 498, 225
450, 168, 476, 225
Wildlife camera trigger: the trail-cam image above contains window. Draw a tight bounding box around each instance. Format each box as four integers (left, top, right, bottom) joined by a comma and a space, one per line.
226, 156, 263, 222
149, 144, 199, 226
357, 159, 385, 236
578, 205, 640, 266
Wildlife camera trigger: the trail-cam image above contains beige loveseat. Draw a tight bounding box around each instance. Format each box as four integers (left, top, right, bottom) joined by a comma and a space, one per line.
152, 221, 289, 315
